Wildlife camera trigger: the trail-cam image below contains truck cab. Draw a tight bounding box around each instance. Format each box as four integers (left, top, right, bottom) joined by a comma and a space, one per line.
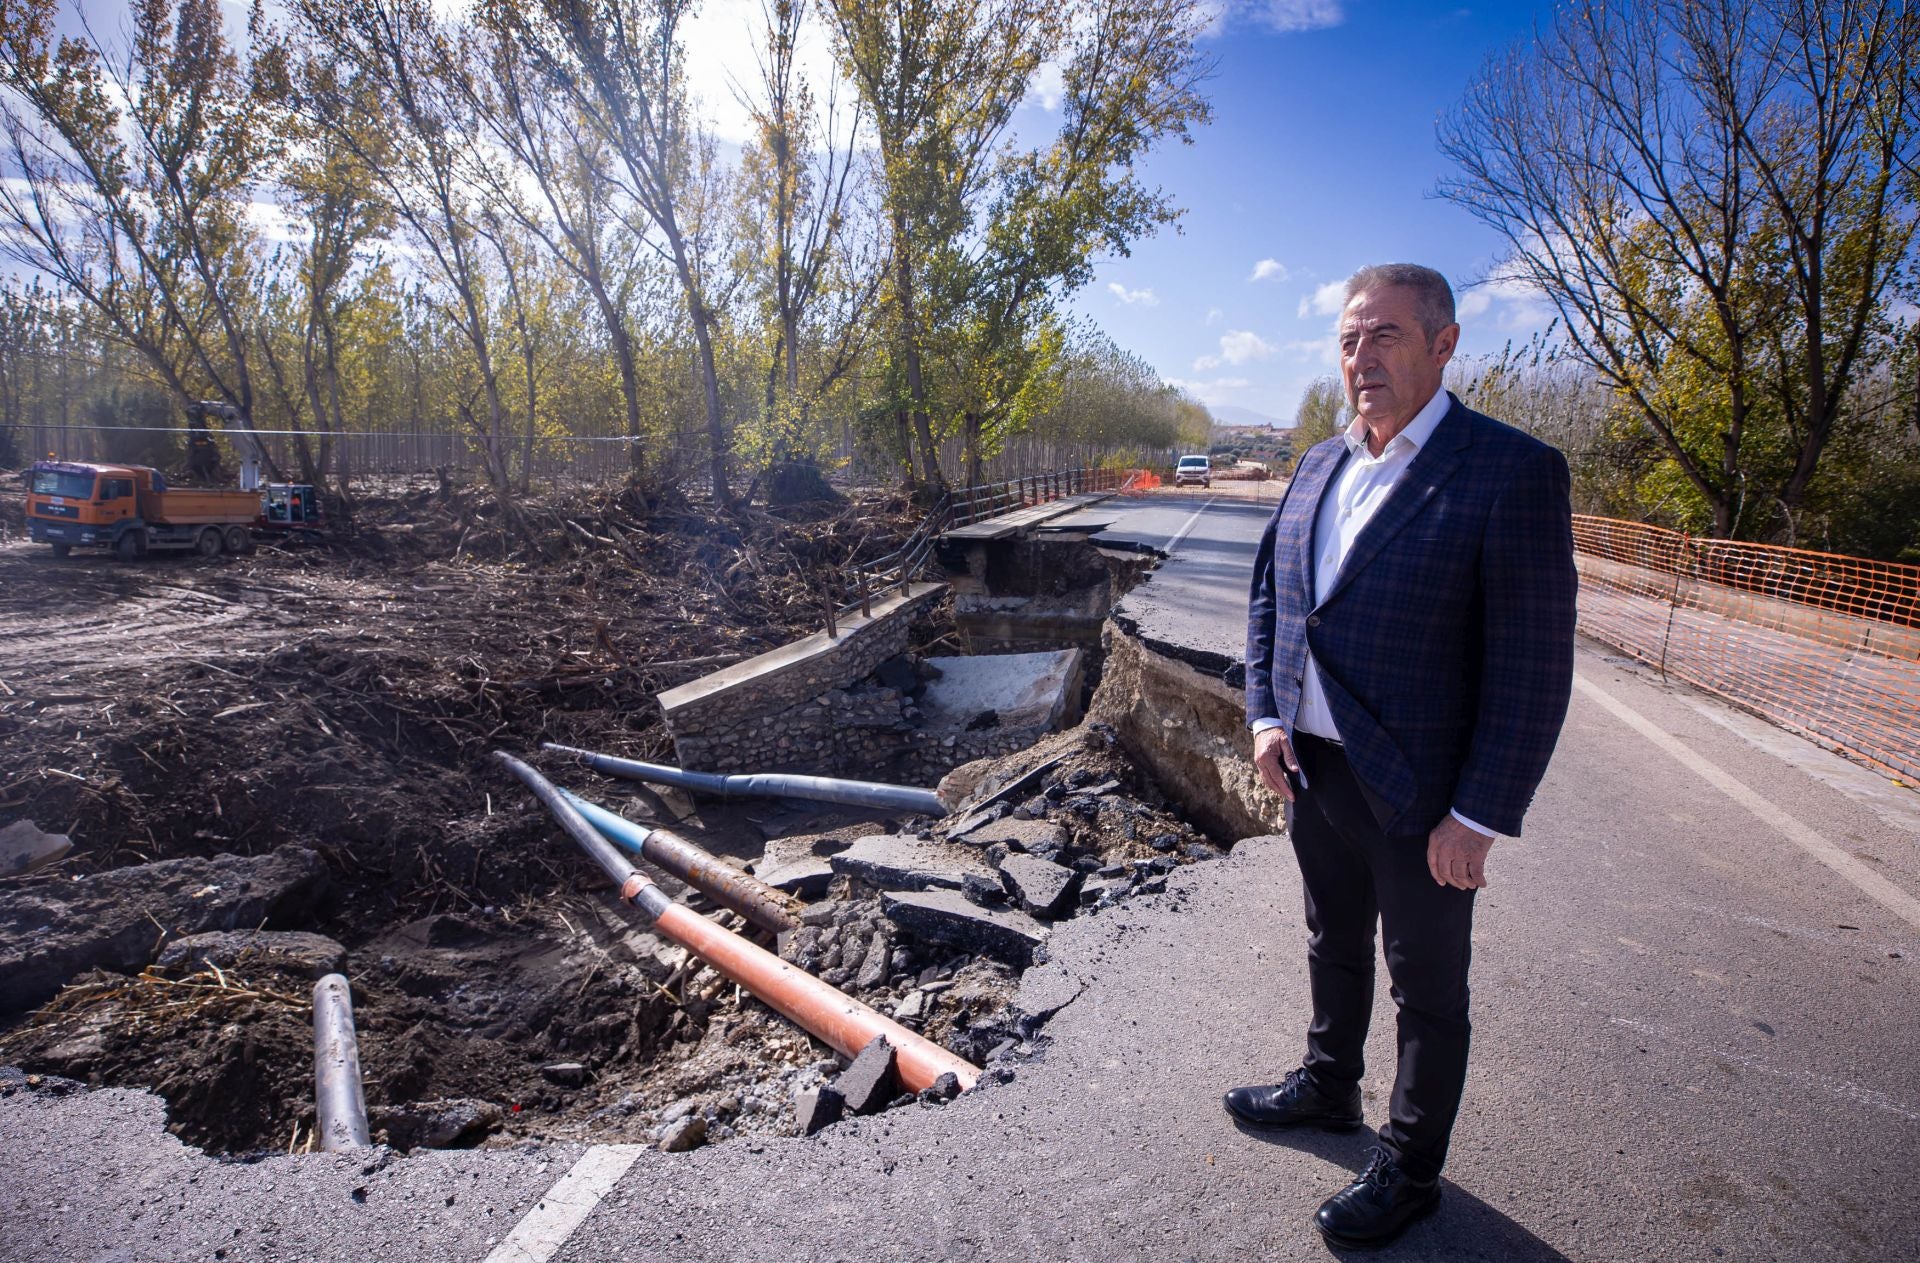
26, 460, 261, 560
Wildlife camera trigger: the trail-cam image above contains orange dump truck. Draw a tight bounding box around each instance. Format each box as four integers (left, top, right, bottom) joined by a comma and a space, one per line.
27, 461, 265, 560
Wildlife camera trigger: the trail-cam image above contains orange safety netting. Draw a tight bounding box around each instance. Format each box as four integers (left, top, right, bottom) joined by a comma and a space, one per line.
1571, 515, 1920, 783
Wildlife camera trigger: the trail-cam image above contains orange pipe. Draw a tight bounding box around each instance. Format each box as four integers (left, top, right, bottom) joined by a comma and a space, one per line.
496, 751, 978, 1094
652, 902, 978, 1094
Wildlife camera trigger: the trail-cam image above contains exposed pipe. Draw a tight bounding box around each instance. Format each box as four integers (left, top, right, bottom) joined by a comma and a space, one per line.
543, 743, 949, 817
560, 789, 798, 935
312, 973, 370, 1151
496, 752, 978, 1094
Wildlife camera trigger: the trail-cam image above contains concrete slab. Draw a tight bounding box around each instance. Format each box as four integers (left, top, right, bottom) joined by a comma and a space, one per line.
918, 649, 1084, 734
656, 582, 946, 715
828, 833, 996, 892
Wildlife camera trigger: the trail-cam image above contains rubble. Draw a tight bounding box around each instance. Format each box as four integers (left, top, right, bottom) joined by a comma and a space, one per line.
828, 833, 996, 892
155, 930, 346, 980
835, 1036, 899, 1115
793, 1084, 844, 1135
997, 854, 1082, 919
881, 890, 1050, 965
0, 820, 71, 878
659, 1114, 708, 1152
0, 846, 329, 1016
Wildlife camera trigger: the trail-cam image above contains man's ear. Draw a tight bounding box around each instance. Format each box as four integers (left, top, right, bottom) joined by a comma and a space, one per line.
1430, 322, 1461, 367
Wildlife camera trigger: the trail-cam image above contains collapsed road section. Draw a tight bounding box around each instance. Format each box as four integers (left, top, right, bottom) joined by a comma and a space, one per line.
0, 482, 1278, 1160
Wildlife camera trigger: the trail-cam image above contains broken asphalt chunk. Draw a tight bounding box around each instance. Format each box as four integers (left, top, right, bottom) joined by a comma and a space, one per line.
997, 853, 1082, 919
155, 929, 346, 980
794, 1084, 845, 1135
828, 833, 994, 893
881, 890, 1049, 966
0, 845, 329, 1017
835, 1035, 898, 1115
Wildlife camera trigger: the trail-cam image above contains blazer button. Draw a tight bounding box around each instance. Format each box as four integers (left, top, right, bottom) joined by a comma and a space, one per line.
1306, 615, 1321, 628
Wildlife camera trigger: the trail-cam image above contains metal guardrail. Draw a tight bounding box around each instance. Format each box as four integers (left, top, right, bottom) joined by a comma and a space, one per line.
822, 466, 1131, 636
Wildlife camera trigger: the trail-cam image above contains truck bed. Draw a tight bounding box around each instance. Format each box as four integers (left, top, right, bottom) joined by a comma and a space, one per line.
138, 488, 262, 525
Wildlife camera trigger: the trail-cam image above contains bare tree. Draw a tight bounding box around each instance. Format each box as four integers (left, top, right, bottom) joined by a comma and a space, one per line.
0, 0, 282, 442
1438, 0, 1918, 538
294, 0, 522, 504
499, 0, 739, 505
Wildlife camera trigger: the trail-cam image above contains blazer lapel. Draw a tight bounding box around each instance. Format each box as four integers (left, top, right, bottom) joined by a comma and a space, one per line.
1320, 400, 1474, 607
1287, 441, 1350, 598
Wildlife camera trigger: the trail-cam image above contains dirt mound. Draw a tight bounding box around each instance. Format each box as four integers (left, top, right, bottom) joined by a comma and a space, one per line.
0, 480, 927, 1152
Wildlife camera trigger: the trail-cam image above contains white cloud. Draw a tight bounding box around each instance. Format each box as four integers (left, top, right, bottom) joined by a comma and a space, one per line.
1203, 1, 1345, 35
1457, 290, 1492, 319
1027, 60, 1068, 111
1297, 280, 1346, 320
678, 1, 853, 146
1107, 282, 1159, 307
1285, 336, 1341, 367
1206, 306, 1224, 325
1248, 258, 1290, 283
1166, 376, 1253, 404
1193, 329, 1277, 371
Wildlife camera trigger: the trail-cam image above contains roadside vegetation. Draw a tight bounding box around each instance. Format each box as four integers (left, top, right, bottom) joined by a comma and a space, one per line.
0, 0, 1216, 516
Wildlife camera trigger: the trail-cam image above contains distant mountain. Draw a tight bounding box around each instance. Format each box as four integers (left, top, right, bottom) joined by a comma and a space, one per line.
1207, 403, 1288, 429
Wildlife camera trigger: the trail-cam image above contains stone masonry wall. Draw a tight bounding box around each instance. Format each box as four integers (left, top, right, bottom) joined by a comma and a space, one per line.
663, 591, 938, 775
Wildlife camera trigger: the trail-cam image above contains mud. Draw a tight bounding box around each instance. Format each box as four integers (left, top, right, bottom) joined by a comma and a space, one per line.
0, 477, 1241, 1157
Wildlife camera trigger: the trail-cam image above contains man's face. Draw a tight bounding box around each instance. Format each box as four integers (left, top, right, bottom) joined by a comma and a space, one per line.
1339, 286, 1459, 431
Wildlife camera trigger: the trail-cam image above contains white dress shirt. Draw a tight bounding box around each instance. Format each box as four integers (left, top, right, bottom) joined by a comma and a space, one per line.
1254, 385, 1494, 837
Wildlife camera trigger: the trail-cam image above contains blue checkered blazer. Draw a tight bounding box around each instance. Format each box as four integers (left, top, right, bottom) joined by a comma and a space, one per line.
1245, 395, 1577, 838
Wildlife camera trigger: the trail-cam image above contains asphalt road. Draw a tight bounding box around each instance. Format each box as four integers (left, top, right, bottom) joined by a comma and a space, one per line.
1044, 486, 1277, 674
4, 491, 1917, 1262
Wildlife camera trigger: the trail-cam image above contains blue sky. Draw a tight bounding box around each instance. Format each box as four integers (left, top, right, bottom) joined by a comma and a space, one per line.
1066, 0, 1560, 425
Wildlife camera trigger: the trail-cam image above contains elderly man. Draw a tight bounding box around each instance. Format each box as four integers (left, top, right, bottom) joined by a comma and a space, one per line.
1235, 264, 1577, 1248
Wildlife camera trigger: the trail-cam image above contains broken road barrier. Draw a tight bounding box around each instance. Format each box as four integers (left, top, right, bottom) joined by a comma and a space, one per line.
543, 743, 950, 817
496, 752, 980, 1094
312, 973, 370, 1151
559, 789, 799, 935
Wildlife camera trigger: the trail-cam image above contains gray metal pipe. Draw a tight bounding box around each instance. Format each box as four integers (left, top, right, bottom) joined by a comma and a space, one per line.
543, 743, 949, 817
561, 789, 798, 934
494, 752, 675, 917
312, 973, 370, 1152
494, 751, 980, 1094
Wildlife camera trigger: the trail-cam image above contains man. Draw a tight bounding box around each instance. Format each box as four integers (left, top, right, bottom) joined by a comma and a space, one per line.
1235, 264, 1576, 1248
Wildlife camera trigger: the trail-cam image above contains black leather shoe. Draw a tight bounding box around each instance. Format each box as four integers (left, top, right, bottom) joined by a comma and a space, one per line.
1221, 1068, 1363, 1130
1314, 1148, 1441, 1249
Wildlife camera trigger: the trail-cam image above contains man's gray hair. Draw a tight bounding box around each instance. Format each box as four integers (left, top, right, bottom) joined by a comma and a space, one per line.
1344, 264, 1456, 341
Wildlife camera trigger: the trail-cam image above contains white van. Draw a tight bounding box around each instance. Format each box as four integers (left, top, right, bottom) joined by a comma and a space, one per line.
1174, 455, 1212, 488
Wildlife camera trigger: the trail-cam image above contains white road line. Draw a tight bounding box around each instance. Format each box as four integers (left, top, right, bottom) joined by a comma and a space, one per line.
482, 1145, 644, 1263
1573, 672, 1920, 932
1161, 496, 1217, 556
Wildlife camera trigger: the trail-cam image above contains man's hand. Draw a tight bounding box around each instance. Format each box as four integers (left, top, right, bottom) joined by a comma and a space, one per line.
1253, 726, 1300, 803
1427, 816, 1494, 889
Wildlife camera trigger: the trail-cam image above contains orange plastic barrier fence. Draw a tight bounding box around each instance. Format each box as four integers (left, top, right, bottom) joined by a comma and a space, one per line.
1571, 515, 1920, 783
1124, 469, 1161, 491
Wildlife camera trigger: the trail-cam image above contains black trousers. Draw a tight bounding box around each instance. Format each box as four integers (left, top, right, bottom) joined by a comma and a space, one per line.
1289, 732, 1477, 1183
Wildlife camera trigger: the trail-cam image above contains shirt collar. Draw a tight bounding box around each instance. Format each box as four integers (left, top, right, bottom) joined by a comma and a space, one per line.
1342, 386, 1452, 458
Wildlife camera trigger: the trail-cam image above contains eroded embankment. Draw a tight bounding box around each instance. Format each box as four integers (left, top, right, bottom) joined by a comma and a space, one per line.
0, 499, 1274, 1160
